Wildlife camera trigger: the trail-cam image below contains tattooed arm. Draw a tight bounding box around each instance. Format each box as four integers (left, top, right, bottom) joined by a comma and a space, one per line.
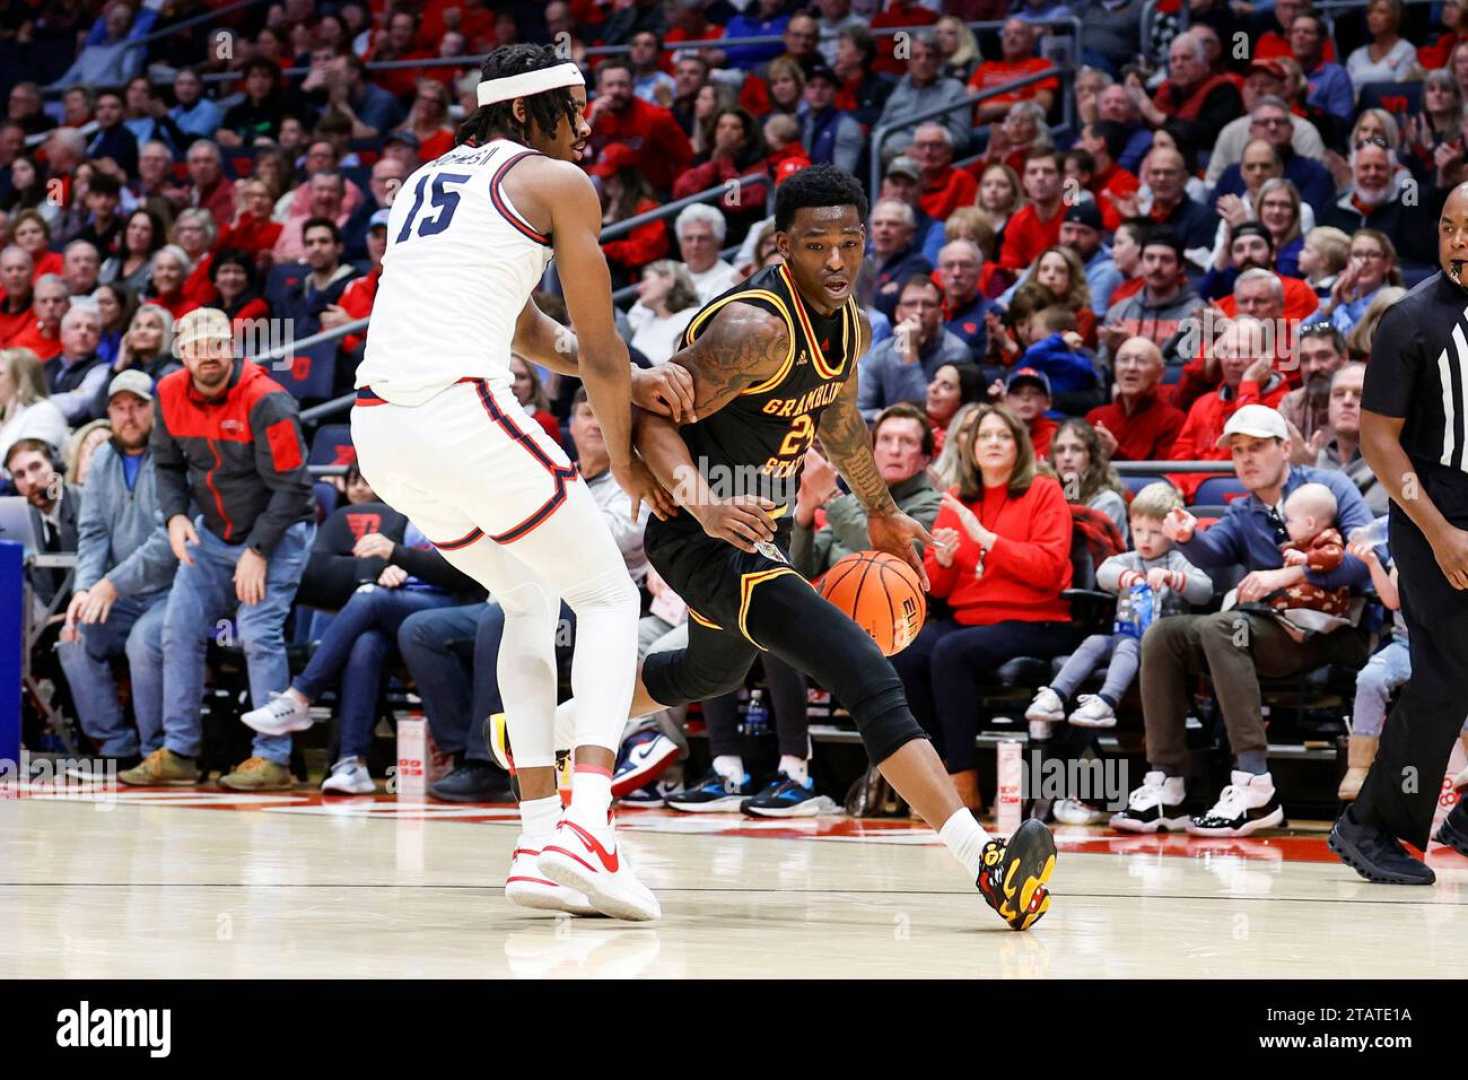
635, 301, 789, 551
816, 311, 934, 585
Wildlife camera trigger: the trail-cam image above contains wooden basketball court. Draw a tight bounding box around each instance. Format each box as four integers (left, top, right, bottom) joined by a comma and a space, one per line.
4, 785, 1465, 979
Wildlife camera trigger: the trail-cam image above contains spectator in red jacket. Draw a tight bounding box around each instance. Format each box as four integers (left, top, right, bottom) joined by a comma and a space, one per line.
209, 249, 268, 335
1087, 336, 1186, 461
890, 402, 1075, 811
999, 148, 1067, 273
365, 9, 435, 102
588, 57, 693, 197
143, 245, 204, 322
1169, 316, 1292, 500
0, 246, 34, 347
184, 140, 236, 233
911, 123, 978, 222
171, 208, 220, 311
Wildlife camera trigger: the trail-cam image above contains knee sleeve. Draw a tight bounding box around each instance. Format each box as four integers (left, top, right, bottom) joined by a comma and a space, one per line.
641, 642, 752, 708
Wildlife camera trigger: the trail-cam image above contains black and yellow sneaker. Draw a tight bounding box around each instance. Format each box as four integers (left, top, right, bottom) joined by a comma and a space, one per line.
977, 819, 1057, 931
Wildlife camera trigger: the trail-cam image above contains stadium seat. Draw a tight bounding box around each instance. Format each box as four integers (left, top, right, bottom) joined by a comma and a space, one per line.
313, 480, 340, 522
1356, 81, 1422, 119
271, 338, 339, 402
1122, 473, 1163, 495
1162, 364, 1184, 385
308, 424, 355, 467
265, 262, 310, 311
1192, 477, 1248, 504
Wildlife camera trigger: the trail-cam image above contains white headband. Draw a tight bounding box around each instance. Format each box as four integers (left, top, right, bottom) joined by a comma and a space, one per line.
477, 63, 585, 107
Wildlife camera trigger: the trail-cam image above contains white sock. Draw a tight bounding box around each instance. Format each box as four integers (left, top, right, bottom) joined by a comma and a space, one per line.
569, 763, 613, 823
713, 755, 744, 783
939, 808, 993, 880
520, 794, 562, 841
778, 755, 808, 784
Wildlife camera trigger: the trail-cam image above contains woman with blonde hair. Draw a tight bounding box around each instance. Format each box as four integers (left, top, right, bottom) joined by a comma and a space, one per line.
1345, 285, 1407, 359
930, 402, 983, 491
0, 347, 67, 474
1320, 228, 1403, 334
935, 16, 981, 82
765, 57, 807, 117
974, 162, 1025, 255
890, 403, 1076, 812
64, 418, 113, 488
629, 260, 701, 366
1298, 225, 1351, 298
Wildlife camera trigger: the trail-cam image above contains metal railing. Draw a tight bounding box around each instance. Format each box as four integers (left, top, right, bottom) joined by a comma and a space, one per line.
868, 64, 1064, 195
600, 171, 767, 243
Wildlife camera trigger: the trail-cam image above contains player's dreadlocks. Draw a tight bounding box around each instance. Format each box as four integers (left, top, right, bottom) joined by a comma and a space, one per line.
457, 44, 582, 148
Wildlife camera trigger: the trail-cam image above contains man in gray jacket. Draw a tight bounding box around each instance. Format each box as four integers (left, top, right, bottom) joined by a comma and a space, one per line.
858, 274, 975, 421
876, 33, 972, 159
792, 403, 942, 580
58, 370, 177, 774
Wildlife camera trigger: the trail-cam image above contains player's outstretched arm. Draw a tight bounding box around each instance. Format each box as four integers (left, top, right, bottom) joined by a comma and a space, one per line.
816, 314, 933, 587
513, 296, 697, 423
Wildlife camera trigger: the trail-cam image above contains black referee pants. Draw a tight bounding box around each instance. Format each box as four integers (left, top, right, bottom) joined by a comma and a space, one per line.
1355, 505, 1468, 850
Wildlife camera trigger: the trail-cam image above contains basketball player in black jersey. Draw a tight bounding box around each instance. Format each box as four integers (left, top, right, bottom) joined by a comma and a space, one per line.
627, 166, 1057, 930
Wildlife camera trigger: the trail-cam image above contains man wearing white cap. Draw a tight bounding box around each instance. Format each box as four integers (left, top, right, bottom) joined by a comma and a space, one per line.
344, 44, 696, 923
120, 307, 316, 791
1110, 404, 1376, 837
59, 369, 176, 777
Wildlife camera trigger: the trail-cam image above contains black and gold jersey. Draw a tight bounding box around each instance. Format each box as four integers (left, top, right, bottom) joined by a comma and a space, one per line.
673, 262, 864, 520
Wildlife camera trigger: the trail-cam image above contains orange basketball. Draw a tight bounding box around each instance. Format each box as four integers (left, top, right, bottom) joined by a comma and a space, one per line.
818, 550, 927, 657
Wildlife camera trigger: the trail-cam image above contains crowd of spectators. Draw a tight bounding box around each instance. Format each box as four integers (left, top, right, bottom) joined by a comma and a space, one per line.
6, 0, 1468, 830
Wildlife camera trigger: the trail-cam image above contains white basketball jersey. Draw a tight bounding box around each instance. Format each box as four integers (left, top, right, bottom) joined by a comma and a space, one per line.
357, 138, 555, 405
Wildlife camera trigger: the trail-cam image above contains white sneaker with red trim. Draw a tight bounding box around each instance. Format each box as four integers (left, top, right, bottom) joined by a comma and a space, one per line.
537, 811, 662, 922
504, 836, 598, 917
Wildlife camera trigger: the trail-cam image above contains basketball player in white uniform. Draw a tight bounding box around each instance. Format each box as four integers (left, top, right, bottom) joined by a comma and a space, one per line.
305, 46, 686, 921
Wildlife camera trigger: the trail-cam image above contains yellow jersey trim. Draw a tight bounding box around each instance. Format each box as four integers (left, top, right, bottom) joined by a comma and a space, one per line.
737, 566, 807, 649
681, 288, 800, 398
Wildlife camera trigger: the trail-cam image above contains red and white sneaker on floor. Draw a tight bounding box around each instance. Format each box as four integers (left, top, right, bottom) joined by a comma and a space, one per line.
504, 837, 599, 917
537, 811, 662, 922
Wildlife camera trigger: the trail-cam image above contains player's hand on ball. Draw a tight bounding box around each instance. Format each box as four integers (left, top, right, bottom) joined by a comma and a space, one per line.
868, 510, 934, 590
1429, 524, 1468, 589
1162, 506, 1196, 543
631, 364, 696, 423
692, 494, 778, 553
932, 526, 960, 568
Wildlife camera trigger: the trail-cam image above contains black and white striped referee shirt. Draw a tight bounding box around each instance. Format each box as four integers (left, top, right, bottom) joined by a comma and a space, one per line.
1363, 271, 1468, 484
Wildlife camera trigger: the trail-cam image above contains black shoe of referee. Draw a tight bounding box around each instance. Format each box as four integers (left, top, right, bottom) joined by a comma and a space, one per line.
977, 818, 1057, 930
1433, 803, 1468, 858
1328, 806, 1436, 885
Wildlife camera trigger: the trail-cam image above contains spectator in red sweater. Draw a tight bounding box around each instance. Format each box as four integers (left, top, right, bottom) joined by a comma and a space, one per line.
217, 178, 284, 268
1077, 121, 1141, 233
8, 274, 67, 363
890, 402, 1074, 811
171, 209, 220, 312
1087, 336, 1186, 461
999, 148, 1066, 274
143, 246, 204, 322
969, 18, 1059, 124
911, 123, 978, 222
1168, 316, 1292, 500
594, 144, 669, 286
672, 107, 770, 240
12, 211, 64, 284
0, 247, 34, 347
1129, 31, 1243, 166
365, 9, 435, 102
510, 354, 563, 447
588, 57, 694, 197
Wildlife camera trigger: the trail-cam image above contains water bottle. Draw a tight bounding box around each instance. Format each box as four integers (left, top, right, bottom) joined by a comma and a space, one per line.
1132, 583, 1155, 637
744, 689, 769, 738
1348, 515, 1390, 550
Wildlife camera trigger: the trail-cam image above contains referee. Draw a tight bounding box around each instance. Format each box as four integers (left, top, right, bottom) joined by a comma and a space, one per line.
1333, 184, 1468, 883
